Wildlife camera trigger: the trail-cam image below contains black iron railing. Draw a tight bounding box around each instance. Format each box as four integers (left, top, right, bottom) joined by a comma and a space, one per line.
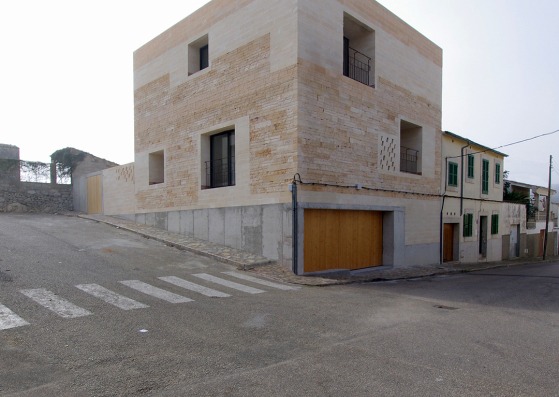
345, 46, 372, 86
204, 156, 235, 188
400, 146, 419, 174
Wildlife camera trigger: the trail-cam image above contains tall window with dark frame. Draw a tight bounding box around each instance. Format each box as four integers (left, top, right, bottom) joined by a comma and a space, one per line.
467, 154, 475, 179
495, 163, 501, 184
207, 130, 235, 188
463, 213, 473, 237
482, 159, 489, 194
199, 45, 209, 71
491, 214, 499, 235
343, 37, 349, 78
448, 162, 458, 187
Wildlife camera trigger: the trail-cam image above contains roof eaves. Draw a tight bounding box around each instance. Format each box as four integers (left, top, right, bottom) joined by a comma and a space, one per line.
443, 131, 508, 157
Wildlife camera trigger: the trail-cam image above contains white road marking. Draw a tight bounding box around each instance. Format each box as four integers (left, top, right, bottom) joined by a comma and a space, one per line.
158, 276, 231, 298
221, 271, 300, 291
20, 288, 92, 318
192, 273, 265, 294
75, 284, 149, 310
0, 304, 29, 330
119, 280, 193, 303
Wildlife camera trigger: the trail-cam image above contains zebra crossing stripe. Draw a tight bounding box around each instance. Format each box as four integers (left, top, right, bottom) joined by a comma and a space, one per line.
0, 304, 29, 330
221, 271, 300, 291
119, 280, 193, 303
192, 273, 265, 294
20, 288, 92, 318
158, 276, 231, 298
75, 284, 149, 310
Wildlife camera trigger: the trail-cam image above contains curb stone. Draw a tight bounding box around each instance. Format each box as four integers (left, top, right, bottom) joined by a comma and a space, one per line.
66, 212, 558, 287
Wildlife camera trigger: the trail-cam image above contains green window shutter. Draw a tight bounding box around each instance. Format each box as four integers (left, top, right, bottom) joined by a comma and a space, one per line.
482, 159, 489, 194
448, 162, 458, 187
463, 213, 473, 237
491, 214, 499, 235
495, 163, 501, 184
467, 154, 474, 178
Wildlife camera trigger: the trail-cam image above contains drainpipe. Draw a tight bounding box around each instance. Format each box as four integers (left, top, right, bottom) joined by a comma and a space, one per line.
290, 174, 300, 275
460, 141, 470, 215
440, 158, 448, 264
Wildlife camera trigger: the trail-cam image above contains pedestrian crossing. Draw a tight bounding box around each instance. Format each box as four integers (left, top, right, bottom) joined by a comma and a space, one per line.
119, 279, 194, 303
192, 273, 266, 294
0, 304, 29, 330
0, 272, 299, 331
75, 284, 149, 310
20, 288, 92, 319
158, 276, 231, 298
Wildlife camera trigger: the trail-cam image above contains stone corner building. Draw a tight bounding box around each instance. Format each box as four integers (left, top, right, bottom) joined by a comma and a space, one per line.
101, 0, 444, 274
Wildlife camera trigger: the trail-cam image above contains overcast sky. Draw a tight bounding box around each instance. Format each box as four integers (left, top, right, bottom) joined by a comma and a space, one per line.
1, 0, 557, 187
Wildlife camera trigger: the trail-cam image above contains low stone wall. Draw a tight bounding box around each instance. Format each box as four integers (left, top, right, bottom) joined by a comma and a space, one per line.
115, 203, 293, 267
0, 180, 72, 213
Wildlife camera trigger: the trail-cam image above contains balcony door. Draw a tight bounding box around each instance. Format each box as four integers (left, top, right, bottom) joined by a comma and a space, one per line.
210, 130, 235, 188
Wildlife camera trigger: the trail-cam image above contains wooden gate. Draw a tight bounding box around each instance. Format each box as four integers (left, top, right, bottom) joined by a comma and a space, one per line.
303, 209, 382, 272
443, 223, 455, 262
87, 175, 103, 214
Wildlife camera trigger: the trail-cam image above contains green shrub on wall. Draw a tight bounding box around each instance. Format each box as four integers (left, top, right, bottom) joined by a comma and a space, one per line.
51, 148, 85, 183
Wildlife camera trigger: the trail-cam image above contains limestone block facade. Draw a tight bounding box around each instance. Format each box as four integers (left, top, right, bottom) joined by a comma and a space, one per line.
103, 0, 444, 273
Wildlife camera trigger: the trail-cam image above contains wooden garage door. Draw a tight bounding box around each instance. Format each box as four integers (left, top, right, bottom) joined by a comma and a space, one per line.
304, 209, 382, 272
87, 175, 102, 214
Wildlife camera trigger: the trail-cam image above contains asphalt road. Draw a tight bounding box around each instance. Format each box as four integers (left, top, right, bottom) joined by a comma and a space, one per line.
1, 214, 558, 396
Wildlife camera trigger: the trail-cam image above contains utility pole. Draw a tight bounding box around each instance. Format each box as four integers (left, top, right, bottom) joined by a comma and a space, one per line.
543, 155, 552, 260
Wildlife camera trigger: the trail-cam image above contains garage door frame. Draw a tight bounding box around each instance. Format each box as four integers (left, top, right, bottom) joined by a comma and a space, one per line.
295, 203, 405, 275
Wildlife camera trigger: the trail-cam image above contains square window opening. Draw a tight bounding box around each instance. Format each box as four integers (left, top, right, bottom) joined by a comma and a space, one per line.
400, 120, 423, 175
343, 13, 375, 87
148, 150, 164, 185
188, 34, 209, 76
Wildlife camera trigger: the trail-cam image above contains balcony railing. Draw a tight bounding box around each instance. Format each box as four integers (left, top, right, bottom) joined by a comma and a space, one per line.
204, 156, 235, 189
529, 212, 554, 222
400, 146, 419, 174
345, 47, 372, 86
526, 211, 558, 229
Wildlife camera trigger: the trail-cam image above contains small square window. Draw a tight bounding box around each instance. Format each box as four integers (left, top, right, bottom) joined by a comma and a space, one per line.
448, 162, 458, 187
188, 34, 209, 76
148, 150, 164, 185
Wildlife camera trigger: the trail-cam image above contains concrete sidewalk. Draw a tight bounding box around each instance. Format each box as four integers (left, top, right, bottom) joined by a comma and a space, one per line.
74, 213, 557, 287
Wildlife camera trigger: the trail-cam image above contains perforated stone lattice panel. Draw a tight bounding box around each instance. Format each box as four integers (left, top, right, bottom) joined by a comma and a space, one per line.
379, 134, 397, 172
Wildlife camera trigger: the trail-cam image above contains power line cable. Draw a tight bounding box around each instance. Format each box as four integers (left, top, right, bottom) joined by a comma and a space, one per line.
447, 128, 559, 159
